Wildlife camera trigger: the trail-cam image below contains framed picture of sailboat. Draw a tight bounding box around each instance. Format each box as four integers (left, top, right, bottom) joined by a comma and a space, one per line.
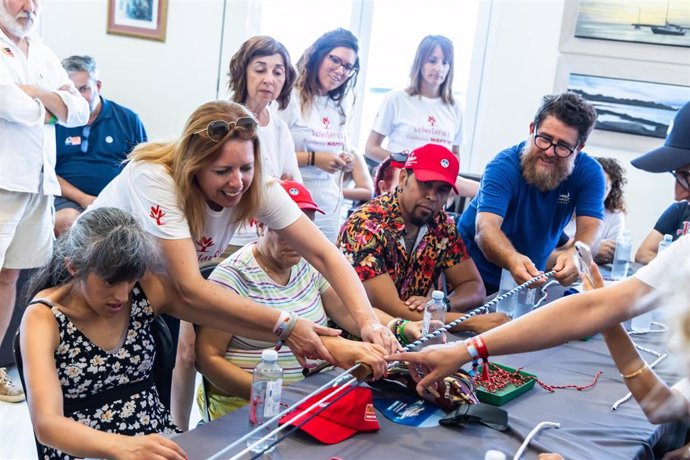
567, 73, 690, 138
574, 0, 690, 47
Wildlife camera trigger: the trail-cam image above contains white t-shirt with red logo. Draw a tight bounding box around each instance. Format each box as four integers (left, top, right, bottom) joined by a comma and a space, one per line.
90, 161, 302, 264
372, 89, 463, 154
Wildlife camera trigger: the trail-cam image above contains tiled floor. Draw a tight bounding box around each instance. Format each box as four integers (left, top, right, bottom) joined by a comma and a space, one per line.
0, 366, 204, 459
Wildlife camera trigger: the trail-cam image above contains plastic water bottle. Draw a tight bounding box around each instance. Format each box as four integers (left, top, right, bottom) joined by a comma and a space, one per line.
422, 290, 447, 345
247, 349, 283, 454
657, 234, 673, 254
631, 235, 671, 332
611, 229, 632, 281
496, 269, 517, 317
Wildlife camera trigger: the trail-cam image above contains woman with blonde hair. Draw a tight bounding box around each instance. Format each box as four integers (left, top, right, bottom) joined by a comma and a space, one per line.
90, 100, 396, 428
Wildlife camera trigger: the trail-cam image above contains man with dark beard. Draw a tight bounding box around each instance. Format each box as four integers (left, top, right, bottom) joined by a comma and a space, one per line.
338, 144, 509, 334
457, 93, 603, 294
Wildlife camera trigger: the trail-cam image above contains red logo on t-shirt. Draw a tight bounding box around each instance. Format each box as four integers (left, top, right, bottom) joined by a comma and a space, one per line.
427, 115, 437, 126
149, 205, 166, 226
195, 236, 214, 253
322, 116, 330, 129
677, 221, 690, 236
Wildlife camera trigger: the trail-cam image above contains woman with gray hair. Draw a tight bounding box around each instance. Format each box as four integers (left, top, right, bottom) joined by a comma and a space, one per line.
19, 207, 389, 459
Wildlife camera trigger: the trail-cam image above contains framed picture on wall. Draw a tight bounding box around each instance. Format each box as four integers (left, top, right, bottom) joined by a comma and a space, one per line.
567, 73, 690, 138
107, 0, 168, 42
574, 0, 690, 48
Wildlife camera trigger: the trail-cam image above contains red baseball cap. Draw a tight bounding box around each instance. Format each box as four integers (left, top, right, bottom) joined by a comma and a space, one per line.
279, 386, 380, 444
279, 180, 325, 214
403, 143, 459, 193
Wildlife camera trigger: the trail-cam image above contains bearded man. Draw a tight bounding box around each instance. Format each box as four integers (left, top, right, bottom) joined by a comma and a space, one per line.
0, 0, 89, 402
457, 92, 603, 294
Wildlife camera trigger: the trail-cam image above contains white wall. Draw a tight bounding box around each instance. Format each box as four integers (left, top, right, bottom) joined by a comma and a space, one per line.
39, 0, 689, 250
467, 0, 690, 250
42, 0, 225, 141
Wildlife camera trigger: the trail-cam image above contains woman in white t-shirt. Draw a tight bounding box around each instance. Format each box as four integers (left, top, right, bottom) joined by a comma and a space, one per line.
365, 35, 477, 197
90, 101, 396, 428
279, 28, 373, 242
226, 36, 302, 249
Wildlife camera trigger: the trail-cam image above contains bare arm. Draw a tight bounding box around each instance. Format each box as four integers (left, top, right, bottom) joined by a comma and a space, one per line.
635, 230, 663, 265
57, 176, 96, 208
475, 211, 542, 285
392, 275, 652, 392
444, 259, 486, 312
342, 153, 374, 201
365, 130, 391, 163
194, 326, 251, 400
20, 302, 186, 459
276, 215, 397, 352
153, 239, 338, 364
362, 273, 507, 334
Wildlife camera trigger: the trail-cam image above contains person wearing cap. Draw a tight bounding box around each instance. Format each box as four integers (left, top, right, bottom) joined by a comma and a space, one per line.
195, 180, 419, 421
633, 101, 690, 265
338, 143, 508, 333
457, 92, 604, 294
390, 103, 690, 450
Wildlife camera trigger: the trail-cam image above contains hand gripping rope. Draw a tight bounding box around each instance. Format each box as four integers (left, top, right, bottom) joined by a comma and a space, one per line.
212, 271, 555, 460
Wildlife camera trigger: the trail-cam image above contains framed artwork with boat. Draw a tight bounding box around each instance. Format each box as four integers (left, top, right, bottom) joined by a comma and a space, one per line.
574, 0, 690, 48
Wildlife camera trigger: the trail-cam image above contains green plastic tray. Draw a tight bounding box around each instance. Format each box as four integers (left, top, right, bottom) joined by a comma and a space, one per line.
475, 363, 537, 406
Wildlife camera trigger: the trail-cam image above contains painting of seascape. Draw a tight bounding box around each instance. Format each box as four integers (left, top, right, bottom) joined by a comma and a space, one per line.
575, 0, 690, 47
567, 74, 690, 138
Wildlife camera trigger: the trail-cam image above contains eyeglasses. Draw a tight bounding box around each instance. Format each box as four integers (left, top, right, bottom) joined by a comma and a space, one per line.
80, 125, 91, 154
671, 170, 690, 191
327, 54, 357, 77
533, 133, 577, 158
193, 117, 257, 142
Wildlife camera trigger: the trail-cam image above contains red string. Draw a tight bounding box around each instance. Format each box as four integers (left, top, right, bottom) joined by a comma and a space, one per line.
473, 362, 602, 394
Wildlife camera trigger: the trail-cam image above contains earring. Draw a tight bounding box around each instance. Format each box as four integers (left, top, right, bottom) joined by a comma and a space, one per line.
396, 185, 403, 193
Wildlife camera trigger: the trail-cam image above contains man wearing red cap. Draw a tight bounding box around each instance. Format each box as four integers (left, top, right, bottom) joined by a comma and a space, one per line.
338, 143, 508, 333
457, 93, 604, 294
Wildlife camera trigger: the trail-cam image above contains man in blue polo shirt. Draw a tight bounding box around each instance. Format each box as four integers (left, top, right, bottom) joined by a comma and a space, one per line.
458, 93, 604, 294
54, 55, 147, 234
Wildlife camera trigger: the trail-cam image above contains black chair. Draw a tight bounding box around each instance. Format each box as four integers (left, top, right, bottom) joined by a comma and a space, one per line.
447, 172, 482, 222
13, 312, 174, 457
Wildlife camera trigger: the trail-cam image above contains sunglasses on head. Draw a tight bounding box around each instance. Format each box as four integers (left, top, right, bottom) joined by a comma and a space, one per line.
390, 151, 409, 168
193, 117, 257, 142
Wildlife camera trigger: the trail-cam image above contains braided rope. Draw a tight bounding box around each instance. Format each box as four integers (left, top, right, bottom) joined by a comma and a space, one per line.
217, 271, 555, 459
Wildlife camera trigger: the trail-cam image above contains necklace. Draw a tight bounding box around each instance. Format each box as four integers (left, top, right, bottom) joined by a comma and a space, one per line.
253, 246, 291, 285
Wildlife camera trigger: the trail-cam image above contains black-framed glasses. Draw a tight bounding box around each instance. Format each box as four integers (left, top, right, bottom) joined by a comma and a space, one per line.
533, 133, 577, 158
80, 125, 91, 153
327, 54, 357, 77
671, 170, 690, 191
193, 117, 257, 142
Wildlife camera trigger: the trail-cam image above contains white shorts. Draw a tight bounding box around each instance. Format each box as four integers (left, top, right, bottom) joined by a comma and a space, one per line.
0, 188, 54, 269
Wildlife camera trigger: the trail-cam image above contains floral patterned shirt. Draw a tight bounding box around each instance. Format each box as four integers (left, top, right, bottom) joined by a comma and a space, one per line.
337, 191, 469, 300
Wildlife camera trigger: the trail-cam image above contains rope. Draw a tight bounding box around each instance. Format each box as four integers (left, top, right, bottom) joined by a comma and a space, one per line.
216, 271, 555, 459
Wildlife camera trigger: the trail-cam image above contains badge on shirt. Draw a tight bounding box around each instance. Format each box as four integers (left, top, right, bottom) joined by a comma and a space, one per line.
2, 47, 14, 57
64, 136, 82, 146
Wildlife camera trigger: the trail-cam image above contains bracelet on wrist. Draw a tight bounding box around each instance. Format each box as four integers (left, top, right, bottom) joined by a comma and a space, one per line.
622, 363, 648, 379
273, 311, 290, 336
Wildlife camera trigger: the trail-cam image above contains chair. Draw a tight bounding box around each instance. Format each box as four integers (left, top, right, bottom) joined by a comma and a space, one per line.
447, 172, 481, 222
196, 263, 220, 423
13, 311, 175, 457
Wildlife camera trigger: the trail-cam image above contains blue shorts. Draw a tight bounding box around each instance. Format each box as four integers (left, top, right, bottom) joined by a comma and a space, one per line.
54, 196, 84, 212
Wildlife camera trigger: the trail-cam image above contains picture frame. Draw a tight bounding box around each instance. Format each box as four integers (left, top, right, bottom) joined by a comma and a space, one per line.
559, 0, 690, 64
107, 0, 168, 42
554, 54, 690, 150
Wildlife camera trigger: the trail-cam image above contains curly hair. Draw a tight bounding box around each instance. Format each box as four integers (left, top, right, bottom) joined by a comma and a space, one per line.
596, 156, 627, 213
533, 92, 598, 146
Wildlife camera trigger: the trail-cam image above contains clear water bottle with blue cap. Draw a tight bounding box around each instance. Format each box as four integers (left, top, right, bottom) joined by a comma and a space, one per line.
422, 290, 447, 345
247, 349, 283, 454
611, 229, 632, 281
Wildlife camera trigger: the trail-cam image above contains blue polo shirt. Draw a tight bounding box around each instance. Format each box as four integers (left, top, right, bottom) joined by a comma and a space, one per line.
458, 142, 604, 287
55, 96, 147, 196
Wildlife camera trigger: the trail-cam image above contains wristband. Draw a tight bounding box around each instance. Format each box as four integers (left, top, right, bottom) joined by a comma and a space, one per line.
464, 338, 480, 360
278, 312, 298, 342
309, 150, 316, 166
47, 112, 58, 125
472, 335, 489, 360
273, 311, 290, 336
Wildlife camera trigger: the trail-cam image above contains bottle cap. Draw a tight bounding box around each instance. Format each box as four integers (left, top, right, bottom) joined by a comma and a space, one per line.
262, 349, 279, 361
431, 290, 444, 300
663, 234, 672, 241
484, 450, 507, 460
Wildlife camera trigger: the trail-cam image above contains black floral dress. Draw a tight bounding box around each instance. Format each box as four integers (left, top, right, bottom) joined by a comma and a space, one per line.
43, 283, 179, 459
